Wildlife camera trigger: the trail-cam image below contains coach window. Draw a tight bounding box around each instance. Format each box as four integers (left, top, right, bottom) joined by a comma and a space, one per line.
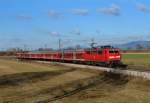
64, 54, 67, 56
86, 51, 90, 54
91, 51, 97, 54
46, 54, 50, 56
98, 51, 102, 54
68, 53, 72, 56
76, 53, 83, 57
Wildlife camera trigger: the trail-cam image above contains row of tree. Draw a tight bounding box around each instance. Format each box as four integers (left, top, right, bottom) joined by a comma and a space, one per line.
1, 44, 150, 56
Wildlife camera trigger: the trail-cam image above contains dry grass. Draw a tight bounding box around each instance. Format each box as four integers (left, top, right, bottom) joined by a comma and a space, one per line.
0, 59, 67, 76
0, 58, 150, 103
52, 77, 150, 103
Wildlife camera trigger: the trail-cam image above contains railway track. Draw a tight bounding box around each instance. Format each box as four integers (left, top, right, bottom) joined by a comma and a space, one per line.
36, 73, 127, 103
37, 75, 102, 103
34, 61, 150, 80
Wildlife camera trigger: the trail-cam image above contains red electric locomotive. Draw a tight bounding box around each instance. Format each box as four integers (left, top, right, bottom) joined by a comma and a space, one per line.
16, 46, 124, 67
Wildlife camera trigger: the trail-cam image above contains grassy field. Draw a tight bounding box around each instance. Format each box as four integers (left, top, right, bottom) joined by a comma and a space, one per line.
122, 54, 150, 66
0, 58, 150, 103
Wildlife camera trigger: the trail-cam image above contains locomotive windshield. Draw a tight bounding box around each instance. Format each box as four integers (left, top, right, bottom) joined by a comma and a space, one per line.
109, 50, 119, 54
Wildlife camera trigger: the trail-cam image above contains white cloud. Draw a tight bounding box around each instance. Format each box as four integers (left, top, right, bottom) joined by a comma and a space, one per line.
17, 14, 32, 20
70, 28, 81, 35
48, 10, 62, 19
48, 31, 60, 36
97, 4, 120, 16
137, 3, 150, 13
71, 9, 89, 16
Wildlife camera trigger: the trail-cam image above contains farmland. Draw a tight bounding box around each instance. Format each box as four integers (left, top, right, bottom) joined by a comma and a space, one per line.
0, 58, 150, 103
122, 54, 150, 66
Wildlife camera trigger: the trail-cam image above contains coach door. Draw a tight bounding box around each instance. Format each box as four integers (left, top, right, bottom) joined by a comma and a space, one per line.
91, 50, 96, 60
104, 50, 108, 61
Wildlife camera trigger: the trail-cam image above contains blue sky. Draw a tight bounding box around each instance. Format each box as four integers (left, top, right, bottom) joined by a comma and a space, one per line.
0, 0, 150, 50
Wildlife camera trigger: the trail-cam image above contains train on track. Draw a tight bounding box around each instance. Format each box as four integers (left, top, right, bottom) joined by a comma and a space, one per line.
16, 46, 126, 67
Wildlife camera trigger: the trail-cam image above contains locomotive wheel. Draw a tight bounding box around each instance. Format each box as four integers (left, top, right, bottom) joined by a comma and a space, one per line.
108, 62, 113, 68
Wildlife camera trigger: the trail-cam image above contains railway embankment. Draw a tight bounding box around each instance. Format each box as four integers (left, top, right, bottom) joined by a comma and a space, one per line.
36, 61, 150, 80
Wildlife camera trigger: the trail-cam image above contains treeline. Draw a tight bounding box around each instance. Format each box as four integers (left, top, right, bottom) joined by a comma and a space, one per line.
1, 45, 150, 56
121, 50, 150, 53
0, 51, 16, 56
0, 48, 23, 56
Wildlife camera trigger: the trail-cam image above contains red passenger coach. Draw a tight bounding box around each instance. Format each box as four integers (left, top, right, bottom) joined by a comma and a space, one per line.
16, 46, 123, 67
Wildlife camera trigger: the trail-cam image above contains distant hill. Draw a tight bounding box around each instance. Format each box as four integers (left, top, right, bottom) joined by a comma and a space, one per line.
115, 41, 150, 49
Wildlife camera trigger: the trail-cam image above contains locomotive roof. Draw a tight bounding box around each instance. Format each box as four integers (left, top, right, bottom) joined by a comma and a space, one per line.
17, 47, 120, 54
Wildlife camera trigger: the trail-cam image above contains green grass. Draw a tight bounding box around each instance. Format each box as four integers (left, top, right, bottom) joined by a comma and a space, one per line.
122, 54, 150, 66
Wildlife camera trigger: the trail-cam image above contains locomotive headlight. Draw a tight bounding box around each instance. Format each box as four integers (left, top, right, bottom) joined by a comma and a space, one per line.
109, 56, 120, 59
116, 56, 120, 58
109, 56, 115, 59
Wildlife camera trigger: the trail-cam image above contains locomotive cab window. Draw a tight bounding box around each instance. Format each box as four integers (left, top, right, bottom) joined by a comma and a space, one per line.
109, 50, 119, 54
109, 50, 114, 53
114, 50, 119, 53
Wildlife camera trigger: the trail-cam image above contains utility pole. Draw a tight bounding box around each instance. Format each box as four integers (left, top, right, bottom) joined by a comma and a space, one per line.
58, 38, 64, 60
44, 44, 47, 51
23, 44, 27, 51
90, 38, 96, 48
58, 38, 61, 51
